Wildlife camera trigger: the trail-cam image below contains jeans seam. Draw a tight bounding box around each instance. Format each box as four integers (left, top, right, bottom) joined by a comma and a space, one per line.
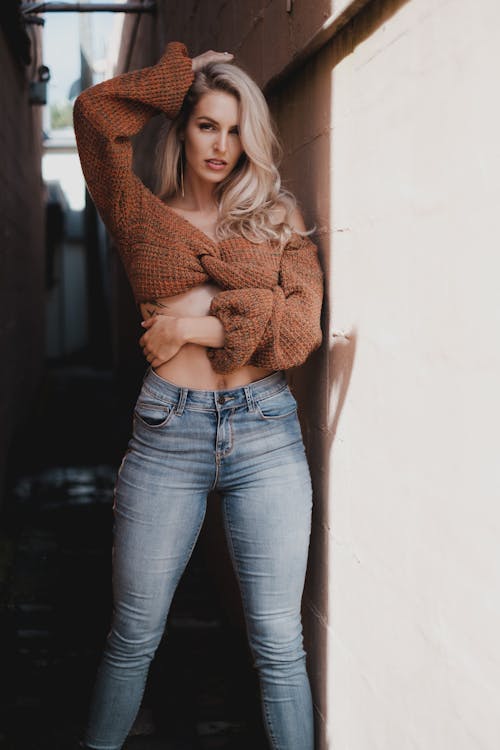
221, 497, 280, 750
140, 383, 177, 407
219, 409, 235, 458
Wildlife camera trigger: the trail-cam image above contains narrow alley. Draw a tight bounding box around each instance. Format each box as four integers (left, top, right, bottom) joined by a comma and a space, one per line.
3, 1, 500, 749
1, 359, 268, 749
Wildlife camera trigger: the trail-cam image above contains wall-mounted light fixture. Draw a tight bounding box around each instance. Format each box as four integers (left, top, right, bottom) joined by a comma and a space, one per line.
29, 64, 50, 105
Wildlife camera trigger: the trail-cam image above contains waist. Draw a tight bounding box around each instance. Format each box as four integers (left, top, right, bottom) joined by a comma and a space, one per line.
152, 345, 274, 390
141, 366, 287, 411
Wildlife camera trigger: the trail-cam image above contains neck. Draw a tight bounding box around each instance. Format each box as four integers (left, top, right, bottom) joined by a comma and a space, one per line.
182, 169, 218, 214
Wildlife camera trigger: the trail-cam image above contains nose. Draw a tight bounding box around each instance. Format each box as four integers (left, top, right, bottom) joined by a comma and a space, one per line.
214, 130, 228, 153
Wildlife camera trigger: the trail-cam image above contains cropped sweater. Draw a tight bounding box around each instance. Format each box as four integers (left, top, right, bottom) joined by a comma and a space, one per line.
73, 41, 323, 374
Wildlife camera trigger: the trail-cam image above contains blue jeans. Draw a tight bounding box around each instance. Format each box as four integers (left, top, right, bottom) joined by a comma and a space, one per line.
85, 368, 314, 750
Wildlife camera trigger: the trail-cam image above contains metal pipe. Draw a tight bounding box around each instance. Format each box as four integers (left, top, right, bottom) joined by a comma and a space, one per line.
21, 2, 156, 13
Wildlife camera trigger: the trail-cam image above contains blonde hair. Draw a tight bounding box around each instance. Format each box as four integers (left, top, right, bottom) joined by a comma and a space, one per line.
155, 61, 299, 246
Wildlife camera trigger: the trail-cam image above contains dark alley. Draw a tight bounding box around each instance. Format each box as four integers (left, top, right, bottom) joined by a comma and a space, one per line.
3, 1, 500, 749
1, 361, 269, 749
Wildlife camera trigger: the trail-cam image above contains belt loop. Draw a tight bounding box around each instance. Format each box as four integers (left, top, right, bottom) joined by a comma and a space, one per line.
175, 387, 188, 415
244, 385, 255, 413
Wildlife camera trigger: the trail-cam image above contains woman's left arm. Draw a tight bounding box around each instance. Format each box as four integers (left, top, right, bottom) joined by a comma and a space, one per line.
206, 231, 324, 373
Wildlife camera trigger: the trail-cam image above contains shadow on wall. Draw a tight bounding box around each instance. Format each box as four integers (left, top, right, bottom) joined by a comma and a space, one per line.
328, 331, 357, 445
279, 0, 412, 743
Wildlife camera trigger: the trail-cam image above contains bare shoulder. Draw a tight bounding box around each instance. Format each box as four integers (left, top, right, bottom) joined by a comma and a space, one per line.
270, 203, 307, 232
287, 205, 307, 233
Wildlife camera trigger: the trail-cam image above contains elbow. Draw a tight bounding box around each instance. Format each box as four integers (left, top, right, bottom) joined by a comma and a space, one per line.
72, 89, 97, 132
72, 93, 88, 133
312, 323, 323, 351
73, 91, 86, 116
293, 324, 323, 366
72, 96, 81, 129
268, 326, 323, 371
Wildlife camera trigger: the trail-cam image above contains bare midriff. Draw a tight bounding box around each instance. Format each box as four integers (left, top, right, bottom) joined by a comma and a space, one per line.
139, 282, 275, 391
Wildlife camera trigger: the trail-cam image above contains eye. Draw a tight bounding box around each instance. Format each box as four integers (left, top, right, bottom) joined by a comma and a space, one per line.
199, 122, 215, 131
230, 127, 240, 136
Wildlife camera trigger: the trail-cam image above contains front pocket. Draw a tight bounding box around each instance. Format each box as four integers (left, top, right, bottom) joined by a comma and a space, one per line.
134, 397, 174, 429
255, 386, 298, 420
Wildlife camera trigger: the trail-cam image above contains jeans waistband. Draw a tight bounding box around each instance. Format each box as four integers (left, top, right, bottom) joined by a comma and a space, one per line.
141, 367, 288, 413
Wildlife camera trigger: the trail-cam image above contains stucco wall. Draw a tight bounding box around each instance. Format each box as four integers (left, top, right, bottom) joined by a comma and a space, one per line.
114, 0, 500, 747
319, 0, 499, 747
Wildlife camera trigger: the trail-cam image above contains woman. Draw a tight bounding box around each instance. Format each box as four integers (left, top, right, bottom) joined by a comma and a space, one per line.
73, 42, 323, 750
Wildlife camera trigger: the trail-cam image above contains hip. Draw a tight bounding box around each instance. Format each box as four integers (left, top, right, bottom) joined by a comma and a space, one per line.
121, 367, 310, 492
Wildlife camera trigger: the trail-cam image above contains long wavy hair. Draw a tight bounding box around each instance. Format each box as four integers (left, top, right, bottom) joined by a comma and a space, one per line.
155, 61, 299, 246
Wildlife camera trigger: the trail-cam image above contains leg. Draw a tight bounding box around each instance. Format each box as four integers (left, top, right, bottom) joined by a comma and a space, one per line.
220, 420, 314, 750
84, 439, 210, 749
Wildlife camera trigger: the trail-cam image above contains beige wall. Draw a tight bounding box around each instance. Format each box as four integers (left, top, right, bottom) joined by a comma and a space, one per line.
116, 0, 500, 747
319, 0, 499, 747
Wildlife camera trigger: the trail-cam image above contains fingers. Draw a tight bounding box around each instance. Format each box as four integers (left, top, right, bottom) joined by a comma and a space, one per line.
144, 351, 163, 367
204, 50, 233, 61
140, 336, 163, 364
139, 324, 156, 359
139, 315, 182, 365
141, 343, 169, 368
139, 316, 158, 347
139, 332, 150, 359
192, 50, 233, 72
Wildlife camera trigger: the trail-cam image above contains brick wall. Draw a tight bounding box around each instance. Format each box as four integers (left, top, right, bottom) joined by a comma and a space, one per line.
0, 24, 45, 508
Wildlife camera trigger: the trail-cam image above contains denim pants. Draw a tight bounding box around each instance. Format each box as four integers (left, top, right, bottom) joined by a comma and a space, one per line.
85, 368, 314, 750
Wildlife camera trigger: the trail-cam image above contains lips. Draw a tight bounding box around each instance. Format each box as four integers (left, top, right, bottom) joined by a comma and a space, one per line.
205, 159, 227, 169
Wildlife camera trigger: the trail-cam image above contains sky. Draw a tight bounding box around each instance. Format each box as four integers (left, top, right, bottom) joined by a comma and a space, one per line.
41, 2, 122, 210
43, 3, 118, 108
44, 12, 81, 107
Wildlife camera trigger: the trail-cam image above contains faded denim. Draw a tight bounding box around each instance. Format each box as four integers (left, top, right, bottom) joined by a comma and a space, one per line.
85, 367, 314, 750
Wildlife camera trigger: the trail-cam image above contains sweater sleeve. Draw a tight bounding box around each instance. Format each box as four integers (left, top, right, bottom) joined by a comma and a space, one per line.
72, 42, 194, 241
207, 233, 324, 373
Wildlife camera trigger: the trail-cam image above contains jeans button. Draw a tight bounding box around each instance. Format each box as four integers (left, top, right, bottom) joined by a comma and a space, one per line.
217, 395, 226, 405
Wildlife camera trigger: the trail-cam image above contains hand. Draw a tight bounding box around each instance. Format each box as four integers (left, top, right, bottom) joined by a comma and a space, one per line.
139, 315, 186, 368
192, 50, 233, 73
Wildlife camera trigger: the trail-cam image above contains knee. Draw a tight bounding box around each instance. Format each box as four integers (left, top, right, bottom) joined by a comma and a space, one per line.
103, 612, 166, 668
249, 613, 307, 673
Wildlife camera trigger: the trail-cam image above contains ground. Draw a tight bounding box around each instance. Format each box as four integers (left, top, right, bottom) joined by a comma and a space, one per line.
0, 362, 268, 750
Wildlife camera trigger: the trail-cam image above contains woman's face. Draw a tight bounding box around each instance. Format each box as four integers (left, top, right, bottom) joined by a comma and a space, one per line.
183, 90, 244, 188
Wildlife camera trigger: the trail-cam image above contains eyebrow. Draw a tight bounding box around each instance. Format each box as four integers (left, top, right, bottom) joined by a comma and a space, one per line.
195, 116, 239, 128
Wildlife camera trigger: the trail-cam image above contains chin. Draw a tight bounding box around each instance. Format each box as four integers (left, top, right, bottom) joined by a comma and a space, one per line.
205, 173, 229, 184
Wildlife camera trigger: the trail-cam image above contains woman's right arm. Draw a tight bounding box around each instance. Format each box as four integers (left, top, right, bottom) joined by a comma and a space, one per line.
72, 42, 194, 241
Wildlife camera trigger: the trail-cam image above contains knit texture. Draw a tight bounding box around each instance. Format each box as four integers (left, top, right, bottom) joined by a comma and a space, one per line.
73, 42, 323, 374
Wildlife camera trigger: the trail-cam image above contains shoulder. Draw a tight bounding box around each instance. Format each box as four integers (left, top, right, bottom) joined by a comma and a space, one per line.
270, 203, 307, 233
287, 206, 307, 233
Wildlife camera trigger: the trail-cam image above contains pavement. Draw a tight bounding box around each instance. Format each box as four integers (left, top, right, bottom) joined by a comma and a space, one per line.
0, 362, 268, 750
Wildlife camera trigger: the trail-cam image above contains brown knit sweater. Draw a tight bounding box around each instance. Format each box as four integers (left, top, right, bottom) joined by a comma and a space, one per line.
73, 42, 323, 374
